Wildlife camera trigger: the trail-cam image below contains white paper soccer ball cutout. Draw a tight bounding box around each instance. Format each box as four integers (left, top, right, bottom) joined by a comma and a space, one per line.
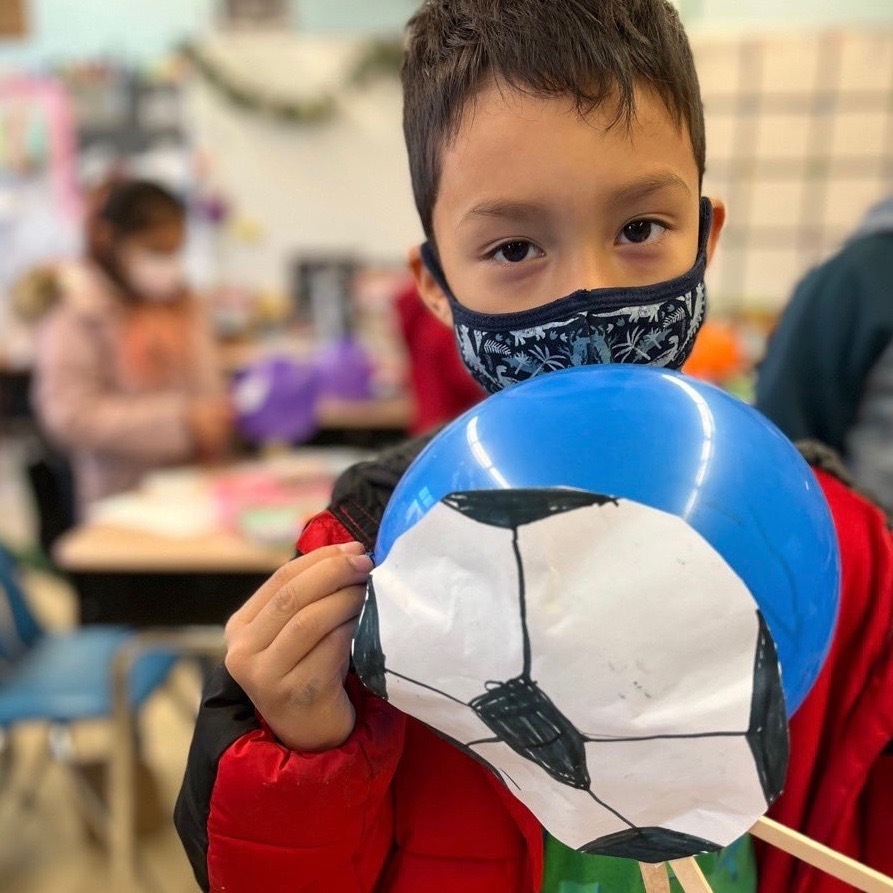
353, 490, 789, 862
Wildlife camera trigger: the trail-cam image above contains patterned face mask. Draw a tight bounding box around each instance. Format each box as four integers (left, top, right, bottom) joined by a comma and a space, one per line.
421, 198, 713, 394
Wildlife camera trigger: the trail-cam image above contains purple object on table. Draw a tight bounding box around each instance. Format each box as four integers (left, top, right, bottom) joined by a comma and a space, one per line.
315, 337, 375, 400
232, 356, 322, 444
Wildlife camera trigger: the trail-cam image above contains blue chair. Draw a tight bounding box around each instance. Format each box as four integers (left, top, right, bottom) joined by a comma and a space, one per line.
0, 541, 224, 888
0, 550, 177, 728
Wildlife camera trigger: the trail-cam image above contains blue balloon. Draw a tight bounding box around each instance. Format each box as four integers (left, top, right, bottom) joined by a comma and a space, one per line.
376, 365, 840, 715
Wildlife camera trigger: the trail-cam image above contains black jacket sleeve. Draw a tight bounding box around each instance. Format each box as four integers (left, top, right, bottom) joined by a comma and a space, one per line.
173, 665, 261, 891
755, 234, 893, 452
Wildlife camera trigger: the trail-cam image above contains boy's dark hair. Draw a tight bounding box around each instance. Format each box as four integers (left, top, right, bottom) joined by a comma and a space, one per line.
402, 0, 705, 241
99, 179, 186, 238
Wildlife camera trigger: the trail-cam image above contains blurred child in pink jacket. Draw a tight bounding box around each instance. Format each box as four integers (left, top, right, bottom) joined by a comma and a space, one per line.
33, 180, 231, 514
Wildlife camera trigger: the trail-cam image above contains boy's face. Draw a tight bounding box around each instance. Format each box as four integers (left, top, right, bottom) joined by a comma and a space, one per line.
411, 83, 725, 322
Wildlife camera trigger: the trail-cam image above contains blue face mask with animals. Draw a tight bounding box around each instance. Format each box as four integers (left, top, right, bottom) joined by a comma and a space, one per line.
421, 198, 713, 394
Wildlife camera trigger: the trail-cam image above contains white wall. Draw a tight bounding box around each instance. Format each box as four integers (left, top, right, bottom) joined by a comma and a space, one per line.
0, 0, 215, 68
3, 0, 892, 72
0, 0, 416, 70
187, 35, 420, 291
692, 0, 893, 28
298, 0, 418, 33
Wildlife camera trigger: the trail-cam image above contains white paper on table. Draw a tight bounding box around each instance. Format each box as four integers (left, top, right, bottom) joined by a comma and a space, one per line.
140, 467, 208, 498
87, 490, 218, 538
355, 490, 788, 862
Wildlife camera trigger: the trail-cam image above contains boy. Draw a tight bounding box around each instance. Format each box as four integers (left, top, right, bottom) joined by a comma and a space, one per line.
175, 2, 893, 891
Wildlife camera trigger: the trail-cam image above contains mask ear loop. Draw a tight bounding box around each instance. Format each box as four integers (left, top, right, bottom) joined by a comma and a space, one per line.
420, 241, 459, 303
696, 196, 714, 260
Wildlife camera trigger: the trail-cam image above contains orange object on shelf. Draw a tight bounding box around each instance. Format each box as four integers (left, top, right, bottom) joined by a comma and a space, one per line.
683, 319, 746, 384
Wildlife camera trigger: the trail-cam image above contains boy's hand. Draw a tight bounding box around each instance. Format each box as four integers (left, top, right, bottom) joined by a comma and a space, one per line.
224, 542, 373, 752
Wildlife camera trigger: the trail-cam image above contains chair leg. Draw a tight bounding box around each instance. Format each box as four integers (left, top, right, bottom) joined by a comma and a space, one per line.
109, 627, 226, 892
48, 724, 119, 847
0, 729, 52, 826
110, 644, 176, 893
0, 728, 13, 792
164, 658, 207, 724
110, 665, 140, 893
108, 715, 164, 893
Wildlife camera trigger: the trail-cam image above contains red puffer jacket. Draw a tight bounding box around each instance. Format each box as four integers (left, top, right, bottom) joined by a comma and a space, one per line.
755, 463, 893, 892
174, 439, 893, 893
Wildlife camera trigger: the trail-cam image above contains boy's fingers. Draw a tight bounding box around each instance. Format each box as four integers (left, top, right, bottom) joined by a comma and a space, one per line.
228, 548, 335, 630
263, 584, 366, 679
280, 615, 361, 709
229, 542, 366, 628
229, 551, 372, 655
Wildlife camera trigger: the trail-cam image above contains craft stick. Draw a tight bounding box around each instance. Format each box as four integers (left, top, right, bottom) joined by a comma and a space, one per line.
668, 857, 715, 893
752, 816, 893, 892
639, 861, 672, 893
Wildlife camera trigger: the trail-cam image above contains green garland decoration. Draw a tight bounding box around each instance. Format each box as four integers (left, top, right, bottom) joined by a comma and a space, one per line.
346, 38, 405, 87
180, 38, 403, 126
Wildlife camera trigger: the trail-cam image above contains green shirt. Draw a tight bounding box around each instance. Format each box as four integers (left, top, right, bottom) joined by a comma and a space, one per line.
542, 834, 757, 892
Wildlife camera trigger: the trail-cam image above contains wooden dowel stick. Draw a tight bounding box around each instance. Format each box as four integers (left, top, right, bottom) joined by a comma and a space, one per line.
639, 861, 672, 893
668, 857, 715, 893
752, 816, 893, 892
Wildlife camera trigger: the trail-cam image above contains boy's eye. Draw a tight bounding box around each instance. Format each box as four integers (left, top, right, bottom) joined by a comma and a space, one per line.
490, 240, 544, 264
618, 220, 667, 245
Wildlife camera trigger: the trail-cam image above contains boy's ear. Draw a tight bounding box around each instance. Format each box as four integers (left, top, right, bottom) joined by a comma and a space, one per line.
408, 244, 454, 328
706, 198, 726, 267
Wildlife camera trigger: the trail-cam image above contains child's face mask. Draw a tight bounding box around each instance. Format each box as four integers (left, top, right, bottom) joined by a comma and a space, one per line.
124, 251, 186, 303
421, 198, 713, 394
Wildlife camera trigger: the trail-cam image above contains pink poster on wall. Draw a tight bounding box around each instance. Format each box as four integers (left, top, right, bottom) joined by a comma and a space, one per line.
0, 75, 81, 220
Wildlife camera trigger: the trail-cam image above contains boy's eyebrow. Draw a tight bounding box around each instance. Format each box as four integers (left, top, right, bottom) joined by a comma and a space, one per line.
458, 173, 691, 229
606, 172, 691, 211
459, 199, 551, 228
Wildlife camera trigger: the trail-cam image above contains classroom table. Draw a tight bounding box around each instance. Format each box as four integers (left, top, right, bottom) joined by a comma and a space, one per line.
1, 362, 413, 441
53, 448, 368, 627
